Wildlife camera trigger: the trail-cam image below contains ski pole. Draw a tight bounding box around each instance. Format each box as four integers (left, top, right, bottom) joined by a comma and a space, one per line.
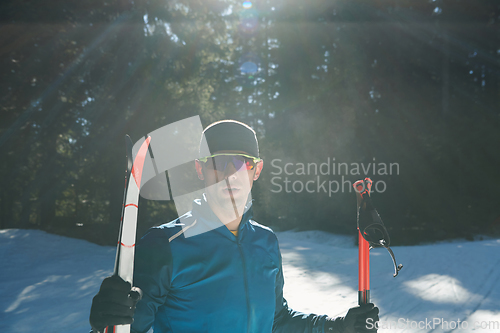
353, 178, 372, 305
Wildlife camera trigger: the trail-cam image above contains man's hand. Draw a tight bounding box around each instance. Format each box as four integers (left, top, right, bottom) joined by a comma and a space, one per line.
325, 303, 379, 333
89, 275, 143, 333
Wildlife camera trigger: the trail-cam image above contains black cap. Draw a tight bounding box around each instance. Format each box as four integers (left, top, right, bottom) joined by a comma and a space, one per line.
199, 120, 259, 158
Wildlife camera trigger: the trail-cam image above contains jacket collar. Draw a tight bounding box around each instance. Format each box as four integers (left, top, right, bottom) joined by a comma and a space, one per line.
191, 193, 254, 241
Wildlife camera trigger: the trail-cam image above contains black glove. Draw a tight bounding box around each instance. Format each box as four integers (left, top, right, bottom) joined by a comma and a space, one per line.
89, 275, 143, 333
324, 303, 379, 333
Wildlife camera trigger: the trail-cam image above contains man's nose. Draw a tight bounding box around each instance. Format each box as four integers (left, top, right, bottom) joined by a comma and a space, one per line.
224, 161, 240, 178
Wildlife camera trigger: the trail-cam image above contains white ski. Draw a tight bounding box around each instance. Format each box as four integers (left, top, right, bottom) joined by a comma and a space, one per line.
105, 135, 151, 333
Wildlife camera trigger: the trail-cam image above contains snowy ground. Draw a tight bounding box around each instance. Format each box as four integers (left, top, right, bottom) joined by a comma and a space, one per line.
1, 228, 499, 333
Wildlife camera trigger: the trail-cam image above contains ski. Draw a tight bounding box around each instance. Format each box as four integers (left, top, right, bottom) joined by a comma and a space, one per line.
104, 135, 151, 333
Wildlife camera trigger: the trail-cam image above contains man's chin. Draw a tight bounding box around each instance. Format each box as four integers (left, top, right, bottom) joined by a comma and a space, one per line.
219, 194, 249, 209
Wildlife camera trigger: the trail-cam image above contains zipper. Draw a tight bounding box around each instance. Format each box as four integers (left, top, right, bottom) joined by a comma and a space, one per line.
237, 239, 251, 333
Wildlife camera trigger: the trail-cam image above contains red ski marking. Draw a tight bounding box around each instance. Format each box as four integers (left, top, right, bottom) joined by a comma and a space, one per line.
131, 137, 152, 189
125, 203, 138, 208
118, 242, 136, 248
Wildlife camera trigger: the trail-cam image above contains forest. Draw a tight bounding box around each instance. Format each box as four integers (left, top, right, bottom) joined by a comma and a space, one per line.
1, 0, 499, 245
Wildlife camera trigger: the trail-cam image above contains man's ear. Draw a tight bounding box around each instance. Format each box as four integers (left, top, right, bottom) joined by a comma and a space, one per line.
195, 160, 204, 180
253, 160, 264, 181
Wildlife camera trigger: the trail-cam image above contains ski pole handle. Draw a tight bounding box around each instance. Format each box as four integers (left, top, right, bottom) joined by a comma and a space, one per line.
354, 177, 372, 208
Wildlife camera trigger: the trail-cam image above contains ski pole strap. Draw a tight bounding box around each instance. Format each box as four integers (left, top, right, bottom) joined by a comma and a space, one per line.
354, 177, 372, 198
358, 203, 391, 247
354, 178, 403, 277
354, 179, 388, 246
385, 244, 404, 277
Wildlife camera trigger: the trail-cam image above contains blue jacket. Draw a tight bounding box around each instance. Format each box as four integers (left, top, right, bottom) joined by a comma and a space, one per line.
131, 197, 329, 333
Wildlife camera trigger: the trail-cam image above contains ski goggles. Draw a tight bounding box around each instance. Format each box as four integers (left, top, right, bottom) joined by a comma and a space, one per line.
198, 153, 261, 172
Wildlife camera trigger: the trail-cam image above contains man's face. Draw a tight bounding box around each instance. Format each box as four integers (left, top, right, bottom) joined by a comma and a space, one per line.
195, 150, 263, 218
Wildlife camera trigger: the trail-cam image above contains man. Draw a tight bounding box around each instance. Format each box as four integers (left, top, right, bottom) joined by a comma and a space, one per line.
90, 120, 379, 333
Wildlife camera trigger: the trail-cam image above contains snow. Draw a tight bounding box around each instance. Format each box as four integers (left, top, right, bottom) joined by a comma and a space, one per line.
1, 228, 499, 332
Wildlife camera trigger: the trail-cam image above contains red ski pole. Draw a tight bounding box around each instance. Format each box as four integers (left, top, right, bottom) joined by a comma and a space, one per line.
353, 178, 372, 305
